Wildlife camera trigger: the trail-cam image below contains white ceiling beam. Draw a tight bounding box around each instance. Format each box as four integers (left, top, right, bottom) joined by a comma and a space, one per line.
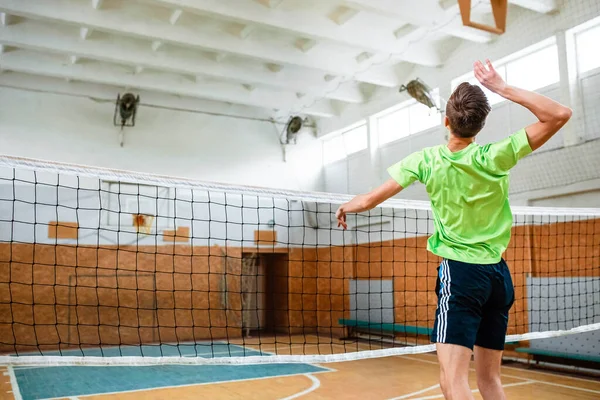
510, 0, 558, 14
91, 0, 103, 10
394, 24, 417, 40
328, 6, 360, 25
80, 27, 92, 40
239, 25, 254, 39
0, 0, 397, 85
356, 52, 373, 63
345, 0, 493, 43
0, 11, 13, 25
255, 0, 283, 8
266, 63, 283, 73
169, 9, 182, 25
151, 40, 163, 51
143, 0, 446, 66
295, 38, 316, 53
0, 51, 337, 117
0, 72, 275, 120
212, 52, 227, 62
227, 23, 255, 40
0, 22, 364, 103
391, 37, 444, 66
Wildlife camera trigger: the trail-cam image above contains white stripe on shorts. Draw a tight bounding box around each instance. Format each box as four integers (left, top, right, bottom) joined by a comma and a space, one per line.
437, 259, 452, 343
436, 260, 445, 341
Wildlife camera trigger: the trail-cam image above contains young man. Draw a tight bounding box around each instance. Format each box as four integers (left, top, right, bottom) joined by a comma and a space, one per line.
336, 60, 572, 400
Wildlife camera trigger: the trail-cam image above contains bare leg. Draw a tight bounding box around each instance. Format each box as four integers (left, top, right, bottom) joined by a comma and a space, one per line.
436, 343, 475, 400
474, 346, 506, 400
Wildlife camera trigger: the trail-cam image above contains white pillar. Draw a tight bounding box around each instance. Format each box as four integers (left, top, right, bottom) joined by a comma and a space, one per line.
367, 115, 382, 190
557, 29, 583, 146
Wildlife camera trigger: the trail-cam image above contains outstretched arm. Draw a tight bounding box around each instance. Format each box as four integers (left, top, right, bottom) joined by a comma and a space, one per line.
336, 179, 403, 229
474, 60, 572, 151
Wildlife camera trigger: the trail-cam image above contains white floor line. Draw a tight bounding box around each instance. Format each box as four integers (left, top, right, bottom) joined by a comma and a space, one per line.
415, 352, 600, 384
396, 355, 439, 366
500, 363, 600, 384
399, 354, 600, 390
239, 344, 337, 372
411, 381, 535, 400
37, 370, 329, 400
6, 367, 22, 400
279, 374, 321, 400
397, 355, 600, 396
387, 383, 440, 400
530, 379, 600, 394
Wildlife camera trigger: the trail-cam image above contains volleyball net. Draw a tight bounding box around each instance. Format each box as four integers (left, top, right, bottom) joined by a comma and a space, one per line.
0, 155, 598, 366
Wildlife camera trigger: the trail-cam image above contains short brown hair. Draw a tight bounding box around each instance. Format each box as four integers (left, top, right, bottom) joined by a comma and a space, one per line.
445, 83, 491, 138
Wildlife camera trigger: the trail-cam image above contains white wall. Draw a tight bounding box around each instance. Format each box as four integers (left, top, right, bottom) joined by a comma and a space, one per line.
320, 0, 600, 207
0, 88, 324, 192
529, 189, 600, 207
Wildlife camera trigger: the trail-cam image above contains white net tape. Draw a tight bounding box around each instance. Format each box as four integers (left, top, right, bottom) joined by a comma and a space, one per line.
0, 323, 598, 367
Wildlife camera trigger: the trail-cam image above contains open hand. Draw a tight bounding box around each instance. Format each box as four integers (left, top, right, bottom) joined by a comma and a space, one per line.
474, 60, 506, 95
336, 206, 347, 230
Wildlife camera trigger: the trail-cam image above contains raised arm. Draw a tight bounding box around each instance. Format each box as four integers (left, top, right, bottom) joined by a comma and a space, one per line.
335, 179, 402, 230
474, 60, 572, 151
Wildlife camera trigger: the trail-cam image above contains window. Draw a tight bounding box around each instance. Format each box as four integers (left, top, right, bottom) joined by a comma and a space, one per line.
378, 107, 409, 146
409, 98, 442, 134
343, 124, 368, 154
322, 123, 368, 165
451, 38, 559, 105
376, 89, 441, 147
506, 44, 559, 91
575, 23, 600, 74
322, 135, 345, 164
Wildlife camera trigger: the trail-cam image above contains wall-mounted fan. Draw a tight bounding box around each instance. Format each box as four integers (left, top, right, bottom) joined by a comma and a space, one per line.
399, 79, 443, 113
284, 115, 304, 145
113, 93, 140, 147
114, 93, 140, 128
275, 115, 315, 162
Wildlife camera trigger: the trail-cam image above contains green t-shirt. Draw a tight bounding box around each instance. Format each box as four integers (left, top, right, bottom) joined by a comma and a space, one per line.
387, 129, 532, 264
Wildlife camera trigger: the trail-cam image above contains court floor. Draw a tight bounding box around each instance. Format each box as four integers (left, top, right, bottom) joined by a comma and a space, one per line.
1, 336, 599, 400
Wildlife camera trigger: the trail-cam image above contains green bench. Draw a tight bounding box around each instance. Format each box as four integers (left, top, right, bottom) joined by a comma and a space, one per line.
338, 319, 433, 337
515, 347, 600, 369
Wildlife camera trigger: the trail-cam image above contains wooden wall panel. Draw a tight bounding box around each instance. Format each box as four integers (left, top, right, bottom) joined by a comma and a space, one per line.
48, 221, 79, 239
0, 217, 597, 352
0, 243, 242, 354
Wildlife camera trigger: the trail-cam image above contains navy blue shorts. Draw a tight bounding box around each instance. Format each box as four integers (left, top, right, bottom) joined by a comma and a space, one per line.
431, 258, 515, 351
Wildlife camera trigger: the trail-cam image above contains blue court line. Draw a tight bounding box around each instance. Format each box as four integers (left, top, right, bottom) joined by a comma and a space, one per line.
13, 344, 331, 400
